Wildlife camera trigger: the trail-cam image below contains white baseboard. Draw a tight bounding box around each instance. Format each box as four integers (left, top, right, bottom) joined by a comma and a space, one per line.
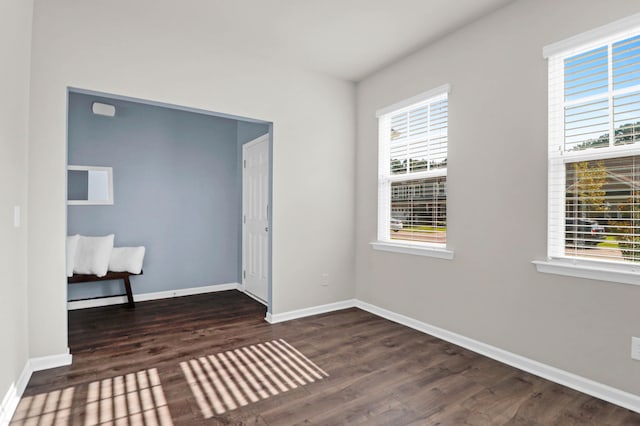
29, 350, 73, 372
0, 382, 18, 426
354, 300, 640, 414
6, 295, 637, 423
0, 350, 72, 426
265, 298, 639, 413
0, 363, 30, 426
265, 299, 356, 323
67, 282, 241, 310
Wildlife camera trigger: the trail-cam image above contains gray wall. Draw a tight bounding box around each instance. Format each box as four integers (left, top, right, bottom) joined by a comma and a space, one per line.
0, 0, 32, 415
28, 0, 355, 358
68, 92, 246, 300
356, 0, 640, 395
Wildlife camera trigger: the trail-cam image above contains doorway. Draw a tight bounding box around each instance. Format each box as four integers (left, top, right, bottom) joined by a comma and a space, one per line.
66, 88, 273, 315
242, 135, 270, 303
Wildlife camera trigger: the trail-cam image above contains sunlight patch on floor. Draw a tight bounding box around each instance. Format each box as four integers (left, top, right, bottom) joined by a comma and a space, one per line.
11, 387, 75, 425
84, 368, 173, 426
180, 339, 328, 418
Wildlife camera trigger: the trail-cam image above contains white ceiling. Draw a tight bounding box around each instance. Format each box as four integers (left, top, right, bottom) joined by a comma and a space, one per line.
162, 0, 515, 81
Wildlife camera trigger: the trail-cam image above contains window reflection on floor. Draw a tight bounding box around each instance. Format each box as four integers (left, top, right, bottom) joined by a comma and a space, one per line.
11, 387, 75, 425
180, 339, 328, 418
10, 340, 327, 423
11, 368, 173, 426
84, 368, 172, 426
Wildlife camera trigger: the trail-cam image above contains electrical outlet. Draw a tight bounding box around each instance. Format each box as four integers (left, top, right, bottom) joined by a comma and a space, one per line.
320, 273, 329, 287
632, 337, 640, 361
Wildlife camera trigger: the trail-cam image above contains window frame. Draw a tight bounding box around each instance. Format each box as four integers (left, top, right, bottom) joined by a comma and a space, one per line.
371, 84, 454, 260
536, 13, 640, 285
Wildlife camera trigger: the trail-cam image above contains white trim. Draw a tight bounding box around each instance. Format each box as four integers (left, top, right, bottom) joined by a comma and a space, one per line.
354, 300, 640, 414
265, 298, 640, 413
533, 259, 640, 286
134, 283, 240, 302
2, 297, 637, 420
376, 84, 450, 117
265, 299, 357, 324
544, 16, 640, 266
0, 383, 19, 426
0, 350, 73, 425
562, 143, 640, 164
67, 283, 241, 310
68, 296, 129, 310
370, 241, 454, 259
0, 363, 30, 426
386, 168, 447, 183
376, 87, 450, 248
543, 12, 640, 58
29, 350, 73, 372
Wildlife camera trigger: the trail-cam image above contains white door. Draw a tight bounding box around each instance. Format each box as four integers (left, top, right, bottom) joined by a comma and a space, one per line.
242, 135, 269, 303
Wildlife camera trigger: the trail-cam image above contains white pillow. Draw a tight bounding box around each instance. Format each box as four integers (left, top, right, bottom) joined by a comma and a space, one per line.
66, 234, 80, 277
109, 246, 146, 274
74, 234, 114, 277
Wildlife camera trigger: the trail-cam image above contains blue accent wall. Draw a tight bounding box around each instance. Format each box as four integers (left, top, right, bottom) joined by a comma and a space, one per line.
67, 92, 253, 300
237, 121, 270, 145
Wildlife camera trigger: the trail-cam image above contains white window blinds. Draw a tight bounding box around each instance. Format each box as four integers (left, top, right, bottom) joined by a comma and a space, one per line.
377, 86, 449, 246
389, 96, 448, 174
547, 21, 640, 264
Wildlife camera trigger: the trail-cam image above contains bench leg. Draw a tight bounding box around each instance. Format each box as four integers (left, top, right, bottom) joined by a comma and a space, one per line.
123, 276, 135, 308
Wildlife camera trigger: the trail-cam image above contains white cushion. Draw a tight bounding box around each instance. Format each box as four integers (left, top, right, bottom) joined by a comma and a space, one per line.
66, 234, 80, 277
74, 234, 114, 277
109, 246, 146, 274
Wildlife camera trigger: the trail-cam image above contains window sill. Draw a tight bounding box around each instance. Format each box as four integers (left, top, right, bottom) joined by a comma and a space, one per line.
370, 241, 454, 260
532, 258, 640, 287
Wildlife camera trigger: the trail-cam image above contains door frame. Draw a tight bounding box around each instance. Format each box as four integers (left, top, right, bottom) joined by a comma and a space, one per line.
242, 133, 271, 306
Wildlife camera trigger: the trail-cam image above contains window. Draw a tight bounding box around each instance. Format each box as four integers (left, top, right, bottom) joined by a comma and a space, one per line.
541, 15, 640, 280
373, 85, 452, 258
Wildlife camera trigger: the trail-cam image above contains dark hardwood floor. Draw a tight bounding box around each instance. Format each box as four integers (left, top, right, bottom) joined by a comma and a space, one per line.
11, 291, 640, 425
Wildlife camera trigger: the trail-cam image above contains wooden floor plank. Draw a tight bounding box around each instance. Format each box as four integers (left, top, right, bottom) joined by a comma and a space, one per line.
10, 290, 640, 425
